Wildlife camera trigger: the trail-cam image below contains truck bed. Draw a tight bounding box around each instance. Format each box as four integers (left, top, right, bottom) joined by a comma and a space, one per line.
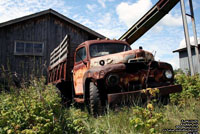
48, 35, 69, 84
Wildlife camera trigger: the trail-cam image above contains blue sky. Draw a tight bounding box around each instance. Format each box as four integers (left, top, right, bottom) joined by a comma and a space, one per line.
0, 0, 200, 69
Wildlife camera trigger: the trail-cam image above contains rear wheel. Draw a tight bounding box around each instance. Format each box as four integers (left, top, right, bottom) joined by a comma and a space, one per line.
89, 82, 104, 116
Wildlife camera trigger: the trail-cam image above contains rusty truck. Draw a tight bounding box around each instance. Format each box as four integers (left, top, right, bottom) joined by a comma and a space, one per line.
48, 0, 182, 115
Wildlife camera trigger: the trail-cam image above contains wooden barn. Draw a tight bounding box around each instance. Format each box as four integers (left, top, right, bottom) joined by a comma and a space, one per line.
0, 9, 105, 79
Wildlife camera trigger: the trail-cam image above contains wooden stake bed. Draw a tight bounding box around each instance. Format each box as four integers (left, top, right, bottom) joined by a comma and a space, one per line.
48, 35, 69, 84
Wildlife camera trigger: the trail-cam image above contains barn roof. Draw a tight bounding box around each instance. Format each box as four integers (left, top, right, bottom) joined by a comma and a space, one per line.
0, 9, 105, 39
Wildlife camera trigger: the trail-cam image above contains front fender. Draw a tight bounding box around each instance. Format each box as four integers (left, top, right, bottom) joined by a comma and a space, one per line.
82, 64, 126, 99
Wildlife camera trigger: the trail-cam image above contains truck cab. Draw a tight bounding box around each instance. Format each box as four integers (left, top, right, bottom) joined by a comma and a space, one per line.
73, 39, 131, 96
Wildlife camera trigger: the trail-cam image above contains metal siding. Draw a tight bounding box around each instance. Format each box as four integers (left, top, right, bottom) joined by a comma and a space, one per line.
179, 48, 200, 74
192, 47, 200, 73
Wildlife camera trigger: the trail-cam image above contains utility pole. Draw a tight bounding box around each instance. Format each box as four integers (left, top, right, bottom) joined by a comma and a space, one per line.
186, 0, 200, 71
180, 0, 195, 76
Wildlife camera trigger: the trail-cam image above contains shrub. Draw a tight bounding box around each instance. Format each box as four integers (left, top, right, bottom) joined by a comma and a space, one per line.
170, 74, 200, 105
0, 77, 63, 133
0, 77, 88, 134
129, 104, 165, 134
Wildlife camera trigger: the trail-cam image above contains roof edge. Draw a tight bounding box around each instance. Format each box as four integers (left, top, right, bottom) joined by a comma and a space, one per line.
0, 9, 51, 27
0, 9, 105, 39
173, 44, 199, 53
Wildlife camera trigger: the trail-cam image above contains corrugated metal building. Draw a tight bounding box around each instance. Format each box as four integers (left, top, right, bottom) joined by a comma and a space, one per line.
0, 9, 105, 79
173, 42, 200, 74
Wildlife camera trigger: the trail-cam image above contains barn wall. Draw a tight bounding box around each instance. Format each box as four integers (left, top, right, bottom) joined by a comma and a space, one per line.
0, 15, 49, 79
0, 13, 99, 80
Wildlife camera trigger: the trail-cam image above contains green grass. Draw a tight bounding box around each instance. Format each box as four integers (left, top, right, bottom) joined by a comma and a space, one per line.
77, 100, 200, 134
0, 74, 200, 134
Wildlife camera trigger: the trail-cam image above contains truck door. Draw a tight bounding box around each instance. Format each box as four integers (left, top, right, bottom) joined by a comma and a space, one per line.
73, 46, 88, 95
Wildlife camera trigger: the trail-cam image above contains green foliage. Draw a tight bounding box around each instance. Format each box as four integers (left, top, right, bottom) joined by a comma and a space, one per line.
129, 106, 165, 134
0, 77, 90, 134
0, 74, 200, 134
170, 74, 200, 105
173, 68, 184, 75
65, 108, 89, 134
0, 77, 63, 133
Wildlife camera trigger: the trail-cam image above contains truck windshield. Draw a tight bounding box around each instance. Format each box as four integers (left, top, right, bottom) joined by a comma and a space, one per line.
90, 43, 131, 58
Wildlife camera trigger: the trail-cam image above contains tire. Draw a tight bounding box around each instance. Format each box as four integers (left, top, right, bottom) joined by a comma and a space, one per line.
89, 82, 104, 116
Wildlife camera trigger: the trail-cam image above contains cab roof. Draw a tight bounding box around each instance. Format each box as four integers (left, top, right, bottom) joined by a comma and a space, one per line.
77, 39, 130, 48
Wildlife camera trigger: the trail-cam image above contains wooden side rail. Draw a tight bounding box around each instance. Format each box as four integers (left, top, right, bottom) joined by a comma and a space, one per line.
49, 35, 69, 69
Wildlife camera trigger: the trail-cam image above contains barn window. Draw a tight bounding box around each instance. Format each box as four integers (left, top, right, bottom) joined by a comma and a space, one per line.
14, 41, 44, 56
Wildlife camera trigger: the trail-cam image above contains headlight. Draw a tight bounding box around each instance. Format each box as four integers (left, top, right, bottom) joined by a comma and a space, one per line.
165, 70, 173, 79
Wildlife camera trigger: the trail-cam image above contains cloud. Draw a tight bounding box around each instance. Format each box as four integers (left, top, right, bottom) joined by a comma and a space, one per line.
0, 0, 70, 23
97, 0, 115, 8
116, 0, 152, 27
72, 15, 93, 26
151, 25, 163, 33
98, 13, 111, 25
98, 0, 106, 8
94, 12, 128, 38
166, 55, 179, 69
86, 4, 97, 12
160, 13, 182, 26
116, 0, 182, 33
179, 36, 200, 49
96, 28, 122, 39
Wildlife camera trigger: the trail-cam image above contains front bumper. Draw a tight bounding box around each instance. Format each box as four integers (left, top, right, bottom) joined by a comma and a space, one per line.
107, 84, 182, 105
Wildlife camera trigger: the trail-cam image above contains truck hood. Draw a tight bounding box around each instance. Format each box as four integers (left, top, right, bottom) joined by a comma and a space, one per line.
90, 49, 154, 68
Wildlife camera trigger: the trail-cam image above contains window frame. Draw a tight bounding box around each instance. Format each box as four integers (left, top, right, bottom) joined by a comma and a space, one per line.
89, 43, 131, 58
14, 40, 44, 56
75, 46, 87, 63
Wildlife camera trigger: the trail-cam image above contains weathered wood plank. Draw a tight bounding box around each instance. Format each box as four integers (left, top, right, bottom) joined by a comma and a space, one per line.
0, 13, 101, 80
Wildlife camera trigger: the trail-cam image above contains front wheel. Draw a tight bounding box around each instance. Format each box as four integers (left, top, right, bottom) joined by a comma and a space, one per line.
89, 82, 104, 116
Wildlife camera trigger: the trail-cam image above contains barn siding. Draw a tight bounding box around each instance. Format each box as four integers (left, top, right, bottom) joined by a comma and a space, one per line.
0, 13, 101, 80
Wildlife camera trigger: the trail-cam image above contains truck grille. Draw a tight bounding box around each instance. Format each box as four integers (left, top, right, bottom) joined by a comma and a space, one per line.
125, 61, 158, 73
